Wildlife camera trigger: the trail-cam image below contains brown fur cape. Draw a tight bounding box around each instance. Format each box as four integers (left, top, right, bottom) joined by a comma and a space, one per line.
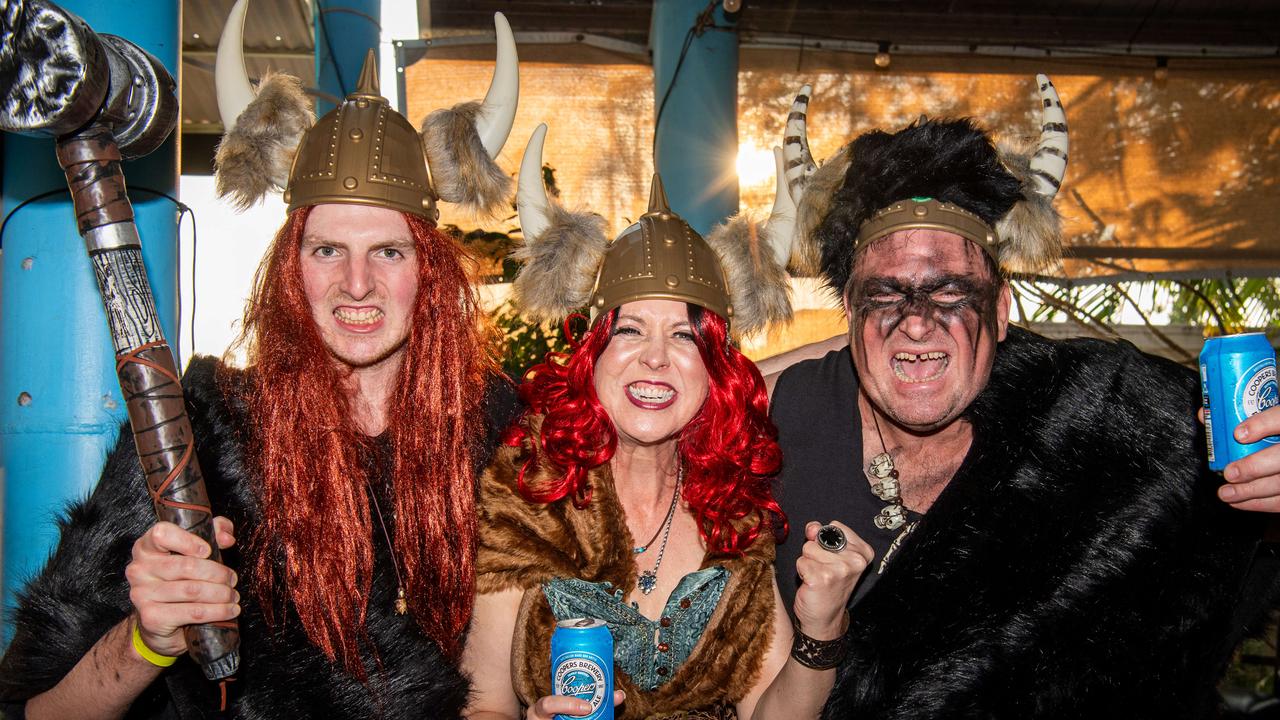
476, 417, 777, 719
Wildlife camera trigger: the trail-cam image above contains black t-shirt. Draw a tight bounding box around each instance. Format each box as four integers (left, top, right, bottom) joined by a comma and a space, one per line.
770, 348, 922, 613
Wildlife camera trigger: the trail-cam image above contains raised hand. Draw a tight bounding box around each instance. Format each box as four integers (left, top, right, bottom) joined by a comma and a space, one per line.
792, 521, 873, 640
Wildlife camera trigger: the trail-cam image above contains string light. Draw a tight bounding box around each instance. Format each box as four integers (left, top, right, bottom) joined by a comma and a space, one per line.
874, 42, 892, 69
1154, 56, 1169, 82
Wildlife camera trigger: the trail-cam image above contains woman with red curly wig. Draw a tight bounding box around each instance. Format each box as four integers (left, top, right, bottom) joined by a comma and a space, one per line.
463, 133, 873, 720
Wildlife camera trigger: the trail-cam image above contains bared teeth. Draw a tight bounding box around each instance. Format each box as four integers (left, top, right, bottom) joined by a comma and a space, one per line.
893, 351, 948, 361
891, 352, 949, 383
335, 307, 383, 325
627, 382, 675, 403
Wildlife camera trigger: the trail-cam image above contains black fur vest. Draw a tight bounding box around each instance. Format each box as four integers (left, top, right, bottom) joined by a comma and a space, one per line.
778, 328, 1277, 719
0, 357, 469, 719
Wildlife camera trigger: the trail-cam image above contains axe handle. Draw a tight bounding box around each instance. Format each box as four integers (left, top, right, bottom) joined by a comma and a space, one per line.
55, 125, 240, 681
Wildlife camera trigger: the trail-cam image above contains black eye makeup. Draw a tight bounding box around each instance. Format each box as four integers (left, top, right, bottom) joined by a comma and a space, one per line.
850, 274, 1000, 343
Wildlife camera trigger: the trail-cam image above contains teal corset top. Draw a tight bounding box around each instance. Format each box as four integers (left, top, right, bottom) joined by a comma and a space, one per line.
543, 566, 730, 691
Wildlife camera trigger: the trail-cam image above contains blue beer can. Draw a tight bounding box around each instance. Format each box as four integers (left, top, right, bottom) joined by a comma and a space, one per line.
1200, 333, 1279, 471
550, 618, 614, 720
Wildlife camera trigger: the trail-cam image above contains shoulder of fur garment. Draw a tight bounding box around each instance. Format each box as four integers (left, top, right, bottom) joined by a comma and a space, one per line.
476, 416, 778, 718
820, 327, 1280, 719
0, 356, 469, 719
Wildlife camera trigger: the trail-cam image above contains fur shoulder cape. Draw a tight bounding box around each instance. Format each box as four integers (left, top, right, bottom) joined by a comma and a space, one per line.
477, 417, 777, 719
0, 357, 469, 719
786, 328, 1279, 719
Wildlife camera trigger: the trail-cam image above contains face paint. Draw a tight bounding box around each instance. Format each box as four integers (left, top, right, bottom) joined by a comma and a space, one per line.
845, 230, 1009, 433
851, 273, 1001, 352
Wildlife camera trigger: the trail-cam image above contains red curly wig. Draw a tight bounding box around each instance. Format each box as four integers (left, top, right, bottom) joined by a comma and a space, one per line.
516, 305, 785, 556
229, 205, 490, 674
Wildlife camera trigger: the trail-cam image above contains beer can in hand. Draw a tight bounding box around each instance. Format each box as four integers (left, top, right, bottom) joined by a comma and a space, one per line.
551, 617, 614, 720
1200, 333, 1279, 471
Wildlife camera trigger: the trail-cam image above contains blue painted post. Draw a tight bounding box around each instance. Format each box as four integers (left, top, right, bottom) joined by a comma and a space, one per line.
651, 0, 740, 236
314, 0, 382, 115
0, 0, 180, 644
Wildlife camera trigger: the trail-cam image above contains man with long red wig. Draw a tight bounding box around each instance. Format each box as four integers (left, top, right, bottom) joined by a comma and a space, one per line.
461, 124, 869, 720
0, 18, 522, 718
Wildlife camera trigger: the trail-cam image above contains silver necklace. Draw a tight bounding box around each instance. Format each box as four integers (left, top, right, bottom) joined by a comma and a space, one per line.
636, 464, 683, 595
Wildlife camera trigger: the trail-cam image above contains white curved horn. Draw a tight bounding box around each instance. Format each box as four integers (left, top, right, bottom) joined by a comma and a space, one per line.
764, 147, 796, 269
215, 0, 255, 133
1029, 74, 1068, 198
782, 84, 816, 203
476, 12, 520, 159
517, 123, 551, 242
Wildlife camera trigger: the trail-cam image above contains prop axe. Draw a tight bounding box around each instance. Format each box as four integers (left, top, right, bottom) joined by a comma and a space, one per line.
0, 0, 239, 680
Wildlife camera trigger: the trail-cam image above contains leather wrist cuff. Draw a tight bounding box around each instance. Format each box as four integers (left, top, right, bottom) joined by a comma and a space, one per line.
790, 618, 850, 671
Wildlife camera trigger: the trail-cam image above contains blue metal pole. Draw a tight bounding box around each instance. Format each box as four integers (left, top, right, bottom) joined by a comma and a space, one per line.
0, 0, 180, 645
651, 0, 740, 236
314, 0, 382, 115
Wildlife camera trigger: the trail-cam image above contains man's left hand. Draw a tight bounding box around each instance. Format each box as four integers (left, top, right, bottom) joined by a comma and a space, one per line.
1219, 404, 1280, 512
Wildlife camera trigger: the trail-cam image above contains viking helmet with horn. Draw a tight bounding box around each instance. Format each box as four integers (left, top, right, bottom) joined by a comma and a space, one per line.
511, 124, 794, 337
783, 74, 1069, 293
213, 0, 518, 219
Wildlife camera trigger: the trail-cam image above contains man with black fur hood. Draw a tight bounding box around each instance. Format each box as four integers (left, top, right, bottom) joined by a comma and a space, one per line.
0, 12, 522, 718
764, 75, 1280, 718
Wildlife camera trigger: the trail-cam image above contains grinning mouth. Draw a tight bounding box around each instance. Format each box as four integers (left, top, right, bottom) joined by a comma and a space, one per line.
334, 307, 384, 326
627, 381, 676, 405
892, 351, 949, 383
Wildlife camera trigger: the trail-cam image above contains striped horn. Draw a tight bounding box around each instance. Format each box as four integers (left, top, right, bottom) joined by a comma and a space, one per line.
1029, 74, 1068, 197
782, 84, 817, 203
763, 146, 795, 269
475, 12, 519, 159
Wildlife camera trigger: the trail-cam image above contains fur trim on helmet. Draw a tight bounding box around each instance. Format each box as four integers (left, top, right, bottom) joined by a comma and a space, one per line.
510, 201, 610, 323
706, 215, 793, 337
811, 118, 1024, 294
214, 72, 313, 211
422, 101, 513, 218
792, 144, 852, 277
996, 142, 1065, 274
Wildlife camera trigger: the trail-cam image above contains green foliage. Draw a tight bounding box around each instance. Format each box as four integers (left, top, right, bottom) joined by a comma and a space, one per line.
1015, 277, 1280, 337
1166, 277, 1280, 334
492, 299, 571, 381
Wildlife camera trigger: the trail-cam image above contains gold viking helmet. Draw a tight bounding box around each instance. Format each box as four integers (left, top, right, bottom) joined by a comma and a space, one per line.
212, 0, 519, 218
283, 51, 437, 218
511, 123, 795, 336
589, 175, 731, 322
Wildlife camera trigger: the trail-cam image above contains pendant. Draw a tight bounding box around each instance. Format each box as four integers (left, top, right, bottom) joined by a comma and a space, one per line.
633, 545, 647, 555
871, 475, 901, 502
638, 570, 657, 595
394, 586, 408, 615
868, 452, 896, 479
874, 503, 907, 531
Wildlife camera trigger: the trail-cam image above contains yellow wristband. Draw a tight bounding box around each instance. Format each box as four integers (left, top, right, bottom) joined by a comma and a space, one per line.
131, 620, 178, 668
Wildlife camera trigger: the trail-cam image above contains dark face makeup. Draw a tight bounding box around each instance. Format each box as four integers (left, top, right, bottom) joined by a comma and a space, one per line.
845, 230, 1008, 433
850, 272, 1001, 352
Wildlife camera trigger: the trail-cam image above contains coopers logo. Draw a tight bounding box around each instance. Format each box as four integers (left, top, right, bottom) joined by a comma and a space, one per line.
554, 653, 607, 717
1237, 360, 1279, 445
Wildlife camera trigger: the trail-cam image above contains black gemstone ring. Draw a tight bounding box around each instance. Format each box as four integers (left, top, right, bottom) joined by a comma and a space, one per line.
816, 524, 847, 553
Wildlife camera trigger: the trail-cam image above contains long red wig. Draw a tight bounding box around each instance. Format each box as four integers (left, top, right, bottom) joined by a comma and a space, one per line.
229, 205, 491, 674
515, 306, 785, 556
